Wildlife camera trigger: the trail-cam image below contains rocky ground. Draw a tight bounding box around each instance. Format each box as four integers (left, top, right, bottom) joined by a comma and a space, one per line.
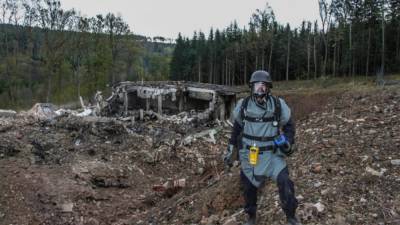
0, 86, 399, 225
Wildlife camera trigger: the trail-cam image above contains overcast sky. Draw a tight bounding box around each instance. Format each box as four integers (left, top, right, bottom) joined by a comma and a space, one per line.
60, 0, 320, 39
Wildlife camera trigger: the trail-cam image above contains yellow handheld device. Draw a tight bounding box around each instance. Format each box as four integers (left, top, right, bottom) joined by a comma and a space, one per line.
249, 144, 259, 165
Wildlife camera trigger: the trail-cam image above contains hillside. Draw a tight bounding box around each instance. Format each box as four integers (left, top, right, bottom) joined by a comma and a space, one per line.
0, 23, 174, 109
0, 81, 399, 225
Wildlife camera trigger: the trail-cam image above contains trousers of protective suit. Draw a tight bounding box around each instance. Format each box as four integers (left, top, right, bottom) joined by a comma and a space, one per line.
240, 167, 298, 219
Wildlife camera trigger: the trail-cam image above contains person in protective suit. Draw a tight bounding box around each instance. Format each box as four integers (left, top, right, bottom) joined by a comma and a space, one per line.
224, 70, 301, 225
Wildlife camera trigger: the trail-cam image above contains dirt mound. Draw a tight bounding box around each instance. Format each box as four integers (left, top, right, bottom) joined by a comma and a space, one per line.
1, 88, 399, 225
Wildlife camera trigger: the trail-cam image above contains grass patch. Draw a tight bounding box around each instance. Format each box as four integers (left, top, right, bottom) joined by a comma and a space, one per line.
272, 74, 400, 95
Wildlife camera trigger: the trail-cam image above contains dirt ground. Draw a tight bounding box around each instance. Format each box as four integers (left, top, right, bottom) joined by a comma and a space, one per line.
1, 86, 400, 225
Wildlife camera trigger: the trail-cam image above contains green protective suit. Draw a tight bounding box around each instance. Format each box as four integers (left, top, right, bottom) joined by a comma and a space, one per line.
232, 95, 291, 187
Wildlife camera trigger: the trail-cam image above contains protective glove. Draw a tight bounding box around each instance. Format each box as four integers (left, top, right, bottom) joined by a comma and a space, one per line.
274, 134, 294, 156
223, 144, 234, 167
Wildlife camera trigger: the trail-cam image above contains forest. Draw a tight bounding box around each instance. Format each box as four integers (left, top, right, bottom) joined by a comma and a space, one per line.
0, 2, 400, 224
0, 0, 399, 108
0, 0, 173, 108
171, 0, 400, 85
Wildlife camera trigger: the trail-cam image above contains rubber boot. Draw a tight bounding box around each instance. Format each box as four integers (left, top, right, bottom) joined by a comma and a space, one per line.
287, 217, 302, 225
244, 213, 256, 225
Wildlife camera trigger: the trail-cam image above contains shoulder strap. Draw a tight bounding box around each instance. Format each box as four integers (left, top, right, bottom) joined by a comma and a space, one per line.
240, 95, 282, 141
240, 95, 281, 123
240, 96, 251, 121
271, 95, 281, 123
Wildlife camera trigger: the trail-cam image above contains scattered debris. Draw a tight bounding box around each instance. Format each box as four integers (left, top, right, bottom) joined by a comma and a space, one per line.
99, 81, 246, 120
182, 128, 222, 145
60, 203, 74, 213
391, 159, 400, 166
152, 178, 187, 197
25, 103, 58, 120
299, 202, 325, 221
311, 163, 322, 173
0, 87, 399, 225
313, 202, 325, 213
366, 166, 387, 177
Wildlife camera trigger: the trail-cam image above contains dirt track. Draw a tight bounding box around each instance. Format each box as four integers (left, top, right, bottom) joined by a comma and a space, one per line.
1, 87, 399, 225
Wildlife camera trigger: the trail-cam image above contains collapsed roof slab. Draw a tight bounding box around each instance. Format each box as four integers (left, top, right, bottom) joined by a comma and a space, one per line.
101, 81, 247, 121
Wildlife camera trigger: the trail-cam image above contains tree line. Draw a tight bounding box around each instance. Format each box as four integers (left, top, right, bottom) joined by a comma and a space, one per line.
170, 0, 400, 85
0, 0, 172, 108
1, 0, 399, 108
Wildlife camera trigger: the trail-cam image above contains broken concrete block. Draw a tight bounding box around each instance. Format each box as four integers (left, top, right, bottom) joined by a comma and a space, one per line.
0, 109, 16, 118
173, 178, 186, 188
26, 103, 57, 120
200, 215, 219, 225
61, 202, 74, 212
366, 166, 386, 176
182, 128, 221, 145
299, 202, 324, 221
222, 218, 238, 225
77, 108, 93, 117
391, 159, 400, 166
152, 178, 186, 197
311, 163, 322, 173
314, 202, 325, 212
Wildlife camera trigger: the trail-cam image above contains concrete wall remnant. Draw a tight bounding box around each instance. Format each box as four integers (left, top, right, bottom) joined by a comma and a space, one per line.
99, 81, 247, 121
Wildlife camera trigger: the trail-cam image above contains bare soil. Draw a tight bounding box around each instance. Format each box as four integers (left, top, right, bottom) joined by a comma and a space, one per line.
1, 87, 399, 225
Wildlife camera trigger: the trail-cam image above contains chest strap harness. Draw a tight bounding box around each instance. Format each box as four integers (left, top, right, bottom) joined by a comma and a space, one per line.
240, 95, 282, 142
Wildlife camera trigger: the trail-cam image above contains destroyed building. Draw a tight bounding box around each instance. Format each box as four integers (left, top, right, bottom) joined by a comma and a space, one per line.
100, 81, 247, 121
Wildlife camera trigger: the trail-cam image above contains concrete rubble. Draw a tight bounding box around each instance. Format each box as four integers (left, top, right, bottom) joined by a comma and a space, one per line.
99, 81, 247, 121
0, 85, 399, 225
0, 109, 17, 118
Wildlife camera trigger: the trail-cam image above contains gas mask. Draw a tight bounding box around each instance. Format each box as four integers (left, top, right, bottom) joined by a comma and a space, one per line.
252, 82, 270, 101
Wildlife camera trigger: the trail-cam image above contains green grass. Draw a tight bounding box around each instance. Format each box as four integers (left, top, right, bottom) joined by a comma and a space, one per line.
272, 74, 400, 95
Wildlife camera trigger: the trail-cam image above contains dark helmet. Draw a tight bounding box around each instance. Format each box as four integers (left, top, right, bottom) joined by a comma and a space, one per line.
249, 70, 273, 88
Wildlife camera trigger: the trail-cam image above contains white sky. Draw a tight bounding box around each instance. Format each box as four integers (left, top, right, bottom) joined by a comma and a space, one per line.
60, 0, 320, 39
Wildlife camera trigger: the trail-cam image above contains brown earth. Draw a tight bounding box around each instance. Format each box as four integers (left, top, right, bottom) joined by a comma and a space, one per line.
1, 87, 400, 225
